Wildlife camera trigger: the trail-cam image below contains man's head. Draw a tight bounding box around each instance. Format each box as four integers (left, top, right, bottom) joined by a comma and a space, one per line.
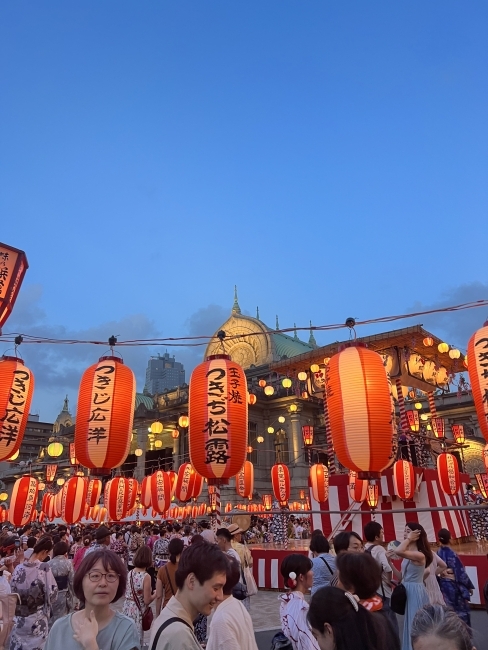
175, 541, 228, 616
95, 526, 111, 546
216, 527, 232, 551
363, 521, 384, 544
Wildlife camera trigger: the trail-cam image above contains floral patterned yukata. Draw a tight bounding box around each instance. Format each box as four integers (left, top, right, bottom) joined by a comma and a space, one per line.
9, 560, 58, 650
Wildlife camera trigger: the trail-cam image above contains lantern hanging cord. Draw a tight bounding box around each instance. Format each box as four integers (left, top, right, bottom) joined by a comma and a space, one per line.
1, 298, 487, 348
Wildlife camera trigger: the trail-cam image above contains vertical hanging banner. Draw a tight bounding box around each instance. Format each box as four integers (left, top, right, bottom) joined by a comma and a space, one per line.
0, 356, 34, 462
189, 355, 248, 485
0, 242, 28, 330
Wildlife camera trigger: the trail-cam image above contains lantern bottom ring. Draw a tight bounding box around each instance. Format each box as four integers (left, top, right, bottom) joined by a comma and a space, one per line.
357, 472, 381, 481
207, 478, 229, 486
89, 468, 112, 477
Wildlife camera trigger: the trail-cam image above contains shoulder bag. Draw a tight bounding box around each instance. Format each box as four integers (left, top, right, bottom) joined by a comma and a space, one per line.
150, 617, 193, 650
164, 565, 175, 597
390, 560, 409, 615
130, 571, 154, 631
242, 552, 258, 597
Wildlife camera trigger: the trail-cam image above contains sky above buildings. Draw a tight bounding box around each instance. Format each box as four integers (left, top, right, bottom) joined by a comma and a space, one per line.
1, 2, 487, 421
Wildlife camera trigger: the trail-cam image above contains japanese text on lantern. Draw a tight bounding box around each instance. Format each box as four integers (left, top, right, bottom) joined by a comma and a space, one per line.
23, 479, 37, 520
446, 456, 457, 493
180, 465, 192, 500
277, 464, 287, 501
116, 481, 126, 520
403, 464, 411, 496
203, 365, 242, 465
0, 250, 12, 298
87, 363, 115, 445
0, 369, 31, 447
476, 337, 488, 422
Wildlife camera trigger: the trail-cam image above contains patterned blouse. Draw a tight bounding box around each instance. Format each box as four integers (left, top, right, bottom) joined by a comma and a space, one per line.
279, 591, 319, 650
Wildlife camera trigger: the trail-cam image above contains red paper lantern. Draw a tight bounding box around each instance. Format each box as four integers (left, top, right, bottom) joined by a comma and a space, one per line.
0, 242, 29, 331
61, 477, 88, 524
175, 463, 198, 502
189, 355, 248, 485
105, 477, 131, 521
150, 471, 171, 514
366, 483, 379, 509
0, 356, 34, 462
46, 464, 57, 483
406, 411, 420, 433
235, 461, 254, 499
484, 444, 488, 471
262, 494, 273, 511
69, 443, 78, 466
451, 425, 465, 444
348, 471, 368, 503
54, 489, 63, 518
0, 508, 8, 524
271, 463, 290, 506
437, 453, 460, 495
75, 356, 136, 473
86, 479, 102, 507
302, 426, 314, 446
9, 477, 38, 526
167, 471, 177, 498
140, 476, 152, 508
467, 321, 488, 442
127, 478, 139, 511
327, 345, 393, 479
310, 464, 329, 503
393, 460, 415, 501
475, 473, 488, 499
431, 418, 445, 439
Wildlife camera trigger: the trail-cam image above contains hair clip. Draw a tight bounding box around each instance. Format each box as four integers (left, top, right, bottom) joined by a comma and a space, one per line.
344, 591, 359, 612
287, 571, 297, 588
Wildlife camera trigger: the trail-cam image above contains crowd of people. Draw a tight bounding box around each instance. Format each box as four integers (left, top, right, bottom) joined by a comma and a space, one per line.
0, 517, 480, 650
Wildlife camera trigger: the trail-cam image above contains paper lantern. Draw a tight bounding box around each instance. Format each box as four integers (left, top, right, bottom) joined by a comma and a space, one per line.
105, 477, 131, 521
438, 342, 449, 353
264, 386, 275, 396
0, 508, 8, 524
302, 425, 314, 446
483, 444, 488, 471
297, 372, 307, 381
467, 321, 488, 442
9, 476, 38, 526
151, 421, 163, 434
262, 494, 272, 511
327, 345, 393, 479
451, 424, 465, 444
69, 443, 78, 466
178, 415, 189, 428
75, 356, 136, 473
406, 410, 420, 433
236, 460, 254, 499
150, 471, 171, 514
271, 463, 290, 505
54, 488, 63, 517
127, 478, 139, 511
86, 478, 102, 507
423, 337, 434, 347
0, 492, 7, 501
437, 453, 460, 496
393, 460, 415, 500
348, 470, 368, 503
48, 442, 63, 457
192, 471, 204, 499
0, 242, 29, 330
171, 429, 179, 439
248, 394, 257, 405
174, 463, 198, 502
475, 474, 488, 499
41, 493, 55, 520
0, 356, 34, 462
61, 476, 88, 525
310, 464, 329, 503
45, 464, 57, 482
140, 476, 152, 508
258, 380, 267, 388
366, 483, 379, 509
189, 355, 248, 485
167, 471, 177, 497
97, 506, 108, 523
431, 418, 445, 439
282, 378, 292, 388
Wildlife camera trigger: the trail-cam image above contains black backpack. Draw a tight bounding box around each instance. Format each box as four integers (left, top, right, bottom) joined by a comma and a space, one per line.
270, 631, 293, 650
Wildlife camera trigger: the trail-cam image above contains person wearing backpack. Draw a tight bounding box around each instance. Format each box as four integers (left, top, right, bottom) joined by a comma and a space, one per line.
363, 521, 400, 634
309, 534, 336, 595
128, 526, 143, 571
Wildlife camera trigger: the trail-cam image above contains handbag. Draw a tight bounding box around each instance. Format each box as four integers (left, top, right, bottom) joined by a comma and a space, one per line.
232, 580, 248, 601
242, 553, 258, 597
130, 571, 154, 631
390, 583, 407, 615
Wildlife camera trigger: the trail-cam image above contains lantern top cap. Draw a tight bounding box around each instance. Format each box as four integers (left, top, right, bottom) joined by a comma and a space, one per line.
98, 355, 124, 364
205, 354, 231, 362
1, 355, 24, 364
337, 342, 368, 352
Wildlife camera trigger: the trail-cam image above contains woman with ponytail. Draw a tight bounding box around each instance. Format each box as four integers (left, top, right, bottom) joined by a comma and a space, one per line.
279, 554, 319, 650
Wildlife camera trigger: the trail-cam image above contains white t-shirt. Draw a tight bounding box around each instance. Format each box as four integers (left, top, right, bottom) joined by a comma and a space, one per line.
364, 543, 393, 598
226, 548, 241, 565
201, 529, 217, 544
207, 596, 258, 650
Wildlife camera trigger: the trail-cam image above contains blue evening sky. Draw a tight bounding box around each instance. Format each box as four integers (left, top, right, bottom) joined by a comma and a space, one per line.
1, 2, 487, 420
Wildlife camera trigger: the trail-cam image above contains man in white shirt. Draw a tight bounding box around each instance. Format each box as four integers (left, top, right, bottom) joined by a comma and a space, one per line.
206, 557, 258, 650
150, 541, 228, 650
216, 528, 241, 565
200, 520, 217, 544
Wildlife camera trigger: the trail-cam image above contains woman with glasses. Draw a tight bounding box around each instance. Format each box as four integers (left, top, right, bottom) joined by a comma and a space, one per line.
44, 549, 139, 650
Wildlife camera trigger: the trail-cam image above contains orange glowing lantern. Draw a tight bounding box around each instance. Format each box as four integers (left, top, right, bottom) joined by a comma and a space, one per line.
310, 464, 329, 503
45, 464, 57, 483
467, 321, 488, 442
327, 344, 393, 479
302, 426, 314, 447
451, 424, 465, 444
105, 477, 131, 521
348, 471, 368, 503
0, 356, 34, 462
235, 460, 254, 499
366, 483, 379, 509
248, 393, 257, 405
258, 379, 267, 388
178, 415, 189, 428
431, 418, 445, 439
86, 478, 102, 507
475, 474, 488, 499
69, 443, 78, 466
406, 410, 420, 433
189, 355, 248, 485
75, 356, 135, 473
150, 471, 171, 514
167, 471, 177, 498
423, 337, 434, 347
393, 460, 415, 501
192, 471, 204, 499
140, 476, 152, 508
9, 476, 38, 526
127, 478, 138, 511
175, 463, 197, 502
0, 242, 29, 331
271, 463, 290, 506
61, 476, 88, 524
171, 429, 179, 439
437, 453, 460, 495
483, 444, 488, 471
262, 494, 273, 511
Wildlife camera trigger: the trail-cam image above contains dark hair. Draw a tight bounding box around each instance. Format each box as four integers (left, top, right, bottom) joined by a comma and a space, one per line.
411, 604, 472, 650
200, 521, 209, 529
405, 523, 433, 567
280, 554, 313, 590
333, 531, 363, 554
168, 538, 184, 564
26, 536, 37, 549
216, 527, 231, 542
52, 535, 61, 545
75, 535, 82, 543
166, 524, 173, 533
83, 536, 91, 546
308, 586, 390, 650
363, 521, 383, 543
311, 529, 324, 537
310, 534, 330, 554
133, 545, 153, 569
183, 525, 191, 536
336, 552, 381, 599
53, 542, 69, 557
190, 534, 204, 546
159, 527, 167, 536
223, 557, 240, 595
152, 527, 159, 535
130, 525, 139, 534
438, 528, 451, 545
73, 549, 126, 604
175, 541, 228, 590
33, 536, 53, 555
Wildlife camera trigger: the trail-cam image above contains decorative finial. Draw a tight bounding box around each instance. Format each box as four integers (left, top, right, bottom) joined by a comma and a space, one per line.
309, 321, 317, 348
293, 323, 299, 340
232, 285, 241, 314
62, 395, 69, 412
256, 306, 260, 320
276, 315, 280, 330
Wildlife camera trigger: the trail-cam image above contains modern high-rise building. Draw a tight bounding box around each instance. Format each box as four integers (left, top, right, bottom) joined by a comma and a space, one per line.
144, 353, 185, 395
